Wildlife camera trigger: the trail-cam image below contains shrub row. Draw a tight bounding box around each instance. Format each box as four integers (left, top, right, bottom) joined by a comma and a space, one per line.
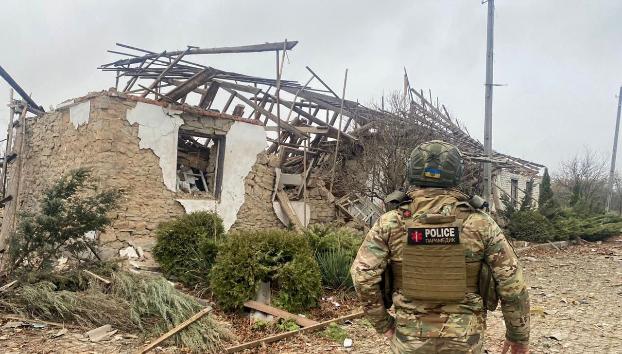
505, 209, 622, 243
153, 213, 364, 313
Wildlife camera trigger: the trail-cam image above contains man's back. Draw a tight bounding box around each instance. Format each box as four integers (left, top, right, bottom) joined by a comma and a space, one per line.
351, 188, 530, 353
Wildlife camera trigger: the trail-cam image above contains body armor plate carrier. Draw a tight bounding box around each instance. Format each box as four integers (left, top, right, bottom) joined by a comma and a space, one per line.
393, 212, 481, 303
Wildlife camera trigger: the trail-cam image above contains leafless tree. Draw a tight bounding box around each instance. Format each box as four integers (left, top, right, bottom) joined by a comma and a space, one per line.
327, 92, 482, 202
553, 148, 607, 213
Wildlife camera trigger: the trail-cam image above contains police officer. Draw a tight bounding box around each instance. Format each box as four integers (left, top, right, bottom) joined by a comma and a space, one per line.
351, 140, 530, 353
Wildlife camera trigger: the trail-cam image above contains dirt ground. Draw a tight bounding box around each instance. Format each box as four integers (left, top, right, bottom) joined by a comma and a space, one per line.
1, 236, 621, 353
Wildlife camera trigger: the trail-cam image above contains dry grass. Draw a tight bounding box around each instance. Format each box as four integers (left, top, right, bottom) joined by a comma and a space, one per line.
0, 271, 233, 353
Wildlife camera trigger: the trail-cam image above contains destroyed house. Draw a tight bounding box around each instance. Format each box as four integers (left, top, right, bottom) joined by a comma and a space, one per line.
0, 40, 544, 258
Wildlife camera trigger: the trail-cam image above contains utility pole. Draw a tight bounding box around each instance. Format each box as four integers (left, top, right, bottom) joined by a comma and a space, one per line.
483, 0, 495, 206
606, 86, 622, 212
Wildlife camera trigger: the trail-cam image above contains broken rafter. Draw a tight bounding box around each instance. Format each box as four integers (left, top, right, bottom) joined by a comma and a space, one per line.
110, 41, 298, 67
141, 48, 191, 97
163, 68, 217, 102
199, 81, 220, 109
221, 87, 307, 139
0, 65, 44, 115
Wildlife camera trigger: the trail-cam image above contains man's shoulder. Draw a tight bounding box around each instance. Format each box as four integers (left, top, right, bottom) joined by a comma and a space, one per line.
377, 209, 402, 227
462, 209, 497, 228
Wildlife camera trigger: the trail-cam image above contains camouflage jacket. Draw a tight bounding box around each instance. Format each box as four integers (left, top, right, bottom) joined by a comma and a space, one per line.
351, 188, 530, 344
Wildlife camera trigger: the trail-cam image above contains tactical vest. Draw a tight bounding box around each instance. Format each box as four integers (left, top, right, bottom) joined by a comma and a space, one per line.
392, 204, 481, 303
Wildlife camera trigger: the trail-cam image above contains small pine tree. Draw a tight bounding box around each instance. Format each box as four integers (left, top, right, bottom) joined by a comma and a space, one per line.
8, 168, 121, 273
538, 168, 553, 206
538, 168, 559, 218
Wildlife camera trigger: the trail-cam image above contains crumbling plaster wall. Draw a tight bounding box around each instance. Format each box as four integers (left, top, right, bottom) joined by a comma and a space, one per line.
177, 121, 268, 230
8, 94, 273, 257
13, 95, 189, 257
6, 93, 343, 260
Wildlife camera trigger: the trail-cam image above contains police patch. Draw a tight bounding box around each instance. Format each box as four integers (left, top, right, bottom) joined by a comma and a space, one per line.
407, 227, 460, 245
423, 167, 441, 179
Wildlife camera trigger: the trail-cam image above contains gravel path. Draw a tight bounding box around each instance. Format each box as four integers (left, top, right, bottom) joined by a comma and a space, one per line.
1, 236, 621, 353
268, 236, 622, 354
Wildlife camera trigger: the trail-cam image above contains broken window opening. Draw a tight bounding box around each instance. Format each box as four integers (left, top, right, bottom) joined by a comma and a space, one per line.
176, 130, 225, 199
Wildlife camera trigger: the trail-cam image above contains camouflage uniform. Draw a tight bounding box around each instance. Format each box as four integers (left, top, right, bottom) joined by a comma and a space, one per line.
351, 188, 530, 353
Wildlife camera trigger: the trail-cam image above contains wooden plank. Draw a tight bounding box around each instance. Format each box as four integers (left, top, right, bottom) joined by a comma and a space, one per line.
1, 314, 73, 328
199, 81, 220, 109
0, 66, 44, 115
275, 190, 304, 232
225, 311, 364, 353
243, 300, 318, 327
0, 280, 17, 292
0, 105, 27, 255
1, 89, 15, 197
137, 307, 212, 354
297, 126, 329, 134
141, 48, 190, 97
112, 41, 299, 66
164, 68, 217, 102
123, 51, 166, 92
279, 173, 303, 187
82, 270, 111, 285
276, 97, 357, 142
221, 87, 306, 139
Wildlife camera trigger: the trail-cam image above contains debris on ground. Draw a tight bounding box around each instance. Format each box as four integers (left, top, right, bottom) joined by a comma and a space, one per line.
0, 269, 233, 353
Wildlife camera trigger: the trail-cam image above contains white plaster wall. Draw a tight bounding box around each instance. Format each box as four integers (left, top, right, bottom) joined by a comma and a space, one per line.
496, 169, 542, 210
177, 121, 267, 230
69, 100, 90, 128
126, 102, 184, 191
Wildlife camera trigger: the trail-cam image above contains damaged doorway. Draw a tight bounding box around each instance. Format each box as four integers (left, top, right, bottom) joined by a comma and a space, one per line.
176, 130, 225, 199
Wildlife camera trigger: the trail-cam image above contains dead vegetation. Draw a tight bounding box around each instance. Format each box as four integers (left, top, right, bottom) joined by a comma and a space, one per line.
0, 270, 233, 353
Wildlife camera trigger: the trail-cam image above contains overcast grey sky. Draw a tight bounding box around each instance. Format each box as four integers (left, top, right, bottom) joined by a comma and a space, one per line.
1, 0, 621, 172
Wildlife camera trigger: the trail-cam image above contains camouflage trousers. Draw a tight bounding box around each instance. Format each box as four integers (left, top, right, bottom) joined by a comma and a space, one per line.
390, 333, 483, 354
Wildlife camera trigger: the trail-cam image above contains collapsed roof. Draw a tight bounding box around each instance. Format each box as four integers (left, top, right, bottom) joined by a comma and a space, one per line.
0, 39, 543, 190
97, 41, 543, 179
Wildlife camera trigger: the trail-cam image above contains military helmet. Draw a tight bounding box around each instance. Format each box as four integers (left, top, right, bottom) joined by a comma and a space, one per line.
406, 140, 463, 187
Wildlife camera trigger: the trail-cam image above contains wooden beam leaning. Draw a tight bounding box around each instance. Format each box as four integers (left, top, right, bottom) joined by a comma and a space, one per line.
198, 81, 220, 109
163, 68, 217, 102
275, 190, 304, 231
221, 87, 306, 139
225, 311, 364, 353
123, 51, 166, 93
141, 48, 190, 98
243, 301, 319, 327
137, 307, 212, 354
269, 96, 356, 142
0, 66, 44, 115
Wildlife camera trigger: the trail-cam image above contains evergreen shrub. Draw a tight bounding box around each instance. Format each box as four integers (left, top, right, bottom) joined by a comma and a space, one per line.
507, 210, 554, 242
153, 211, 224, 287
552, 210, 622, 242
209, 230, 321, 312
8, 168, 121, 273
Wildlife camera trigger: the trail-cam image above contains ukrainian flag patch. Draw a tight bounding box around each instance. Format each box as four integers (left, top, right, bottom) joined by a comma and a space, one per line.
423, 167, 441, 179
